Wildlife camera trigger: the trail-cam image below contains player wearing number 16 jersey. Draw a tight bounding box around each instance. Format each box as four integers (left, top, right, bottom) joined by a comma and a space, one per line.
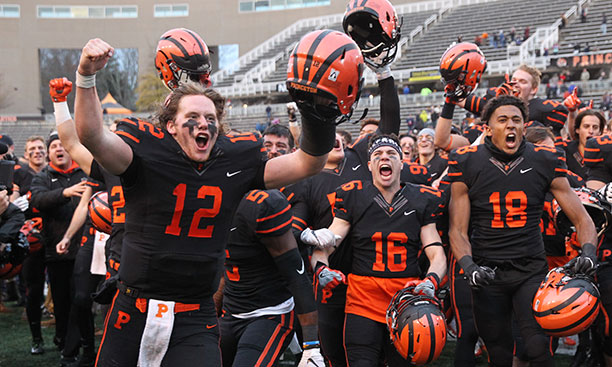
306, 134, 447, 366
448, 95, 597, 367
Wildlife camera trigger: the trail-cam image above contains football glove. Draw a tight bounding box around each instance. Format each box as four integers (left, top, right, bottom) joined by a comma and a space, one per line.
563, 88, 581, 112
298, 346, 325, 367
300, 228, 341, 249
458, 255, 495, 289
598, 182, 612, 204
286, 102, 298, 121
49, 77, 73, 102
315, 263, 346, 291
495, 74, 518, 97
565, 243, 598, 277
409, 279, 436, 298
12, 196, 28, 212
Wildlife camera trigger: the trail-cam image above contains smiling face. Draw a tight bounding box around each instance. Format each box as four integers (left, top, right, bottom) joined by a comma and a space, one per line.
166, 95, 220, 162
486, 104, 525, 155
25, 139, 46, 170
48, 139, 72, 170
263, 134, 291, 159
576, 115, 602, 148
368, 146, 403, 191
417, 133, 434, 156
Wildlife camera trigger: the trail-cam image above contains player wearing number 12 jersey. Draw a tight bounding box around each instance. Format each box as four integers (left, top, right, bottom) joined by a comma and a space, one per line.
75, 37, 342, 365
448, 95, 597, 367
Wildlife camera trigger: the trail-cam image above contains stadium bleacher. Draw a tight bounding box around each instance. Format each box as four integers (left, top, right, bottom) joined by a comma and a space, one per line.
556, 0, 612, 55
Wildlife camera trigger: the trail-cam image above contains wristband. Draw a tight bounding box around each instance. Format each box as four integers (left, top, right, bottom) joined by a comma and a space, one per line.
425, 272, 441, 290
303, 341, 320, 350
76, 71, 96, 89
53, 102, 71, 125
440, 102, 455, 120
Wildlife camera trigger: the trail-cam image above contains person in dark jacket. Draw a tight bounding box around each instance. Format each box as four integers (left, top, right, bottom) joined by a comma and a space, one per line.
30, 132, 88, 357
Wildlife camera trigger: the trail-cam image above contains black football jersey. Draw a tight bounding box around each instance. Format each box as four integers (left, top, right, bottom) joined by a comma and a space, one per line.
424, 153, 448, 181
223, 189, 294, 314
541, 170, 584, 256
115, 118, 267, 303
13, 165, 39, 219
90, 160, 125, 261
462, 124, 486, 144
448, 142, 567, 259
560, 140, 588, 180
333, 181, 443, 278
585, 134, 612, 183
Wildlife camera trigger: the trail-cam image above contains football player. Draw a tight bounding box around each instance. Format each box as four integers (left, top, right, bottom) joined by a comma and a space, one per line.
73, 32, 357, 366
559, 109, 606, 180
303, 134, 446, 366
448, 95, 597, 366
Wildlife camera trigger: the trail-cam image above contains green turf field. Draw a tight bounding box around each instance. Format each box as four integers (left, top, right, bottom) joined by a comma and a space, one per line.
0, 300, 574, 366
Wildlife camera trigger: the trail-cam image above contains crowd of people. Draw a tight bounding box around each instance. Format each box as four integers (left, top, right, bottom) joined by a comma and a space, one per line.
1, 0, 612, 367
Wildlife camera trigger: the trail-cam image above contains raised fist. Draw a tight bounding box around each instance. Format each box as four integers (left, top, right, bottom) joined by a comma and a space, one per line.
78, 38, 114, 76
49, 78, 73, 102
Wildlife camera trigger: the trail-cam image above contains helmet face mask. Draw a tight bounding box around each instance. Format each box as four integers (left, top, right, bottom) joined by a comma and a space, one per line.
343, 0, 401, 68
555, 187, 612, 237
287, 30, 365, 125
155, 28, 212, 90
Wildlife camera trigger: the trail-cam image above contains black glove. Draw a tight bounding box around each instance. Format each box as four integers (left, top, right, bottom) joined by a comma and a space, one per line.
458, 255, 496, 289
565, 243, 598, 277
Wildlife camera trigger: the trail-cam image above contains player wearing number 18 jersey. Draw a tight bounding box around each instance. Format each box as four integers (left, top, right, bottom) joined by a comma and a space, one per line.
448, 96, 597, 366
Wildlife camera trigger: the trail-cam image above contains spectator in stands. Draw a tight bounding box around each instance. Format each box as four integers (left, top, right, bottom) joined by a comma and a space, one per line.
603, 13, 608, 35
561, 14, 567, 29
553, 43, 560, 54
405, 115, 416, 131
457, 35, 463, 43
524, 25, 530, 39
337, 129, 352, 147
581, 68, 591, 93
493, 32, 499, 48
583, 42, 591, 53
548, 74, 559, 98
403, 85, 410, 94
499, 30, 505, 47
419, 109, 429, 127
581, 7, 587, 23
510, 26, 516, 42
265, 105, 272, 122
474, 35, 482, 47
573, 42, 581, 54
602, 91, 611, 111
481, 32, 489, 45
599, 71, 607, 80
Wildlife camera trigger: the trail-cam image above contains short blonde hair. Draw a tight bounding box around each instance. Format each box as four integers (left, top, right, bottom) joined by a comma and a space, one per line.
516, 64, 542, 88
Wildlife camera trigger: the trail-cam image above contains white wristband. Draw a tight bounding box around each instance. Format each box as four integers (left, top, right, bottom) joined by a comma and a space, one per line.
288, 119, 299, 127
75, 71, 96, 89
53, 102, 71, 125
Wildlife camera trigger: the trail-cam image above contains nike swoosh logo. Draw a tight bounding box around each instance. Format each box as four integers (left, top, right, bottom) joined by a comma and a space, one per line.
520, 168, 533, 174
296, 260, 305, 275
51, 178, 58, 182
206, 324, 216, 329
226, 170, 242, 177
352, 165, 361, 171
230, 227, 237, 231
404, 210, 415, 216
431, 172, 438, 177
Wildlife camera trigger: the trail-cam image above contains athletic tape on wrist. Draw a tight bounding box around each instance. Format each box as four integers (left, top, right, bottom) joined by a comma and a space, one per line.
54, 102, 71, 125
75, 71, 96, 89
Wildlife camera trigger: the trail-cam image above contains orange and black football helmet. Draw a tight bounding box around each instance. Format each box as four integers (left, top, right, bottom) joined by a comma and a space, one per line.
533, 267, 600, 337
343, 0, 401, 67
287, 30, 364, 124
155, 28, 212, 90
386, 287, 447, 365
439, 42, 487, 100
20, 218, 43, 254
89, 191, 112, 234
555, 187, 612, 237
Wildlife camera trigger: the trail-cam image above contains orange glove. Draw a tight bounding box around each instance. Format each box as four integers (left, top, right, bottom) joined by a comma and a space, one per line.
563, 88, 581, 112
495, 74, 518, 97
577, 100, 594, 114
49, 77, 73, 102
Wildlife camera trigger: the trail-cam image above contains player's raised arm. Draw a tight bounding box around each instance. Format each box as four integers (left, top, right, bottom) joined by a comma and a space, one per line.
74, 38, 133, 175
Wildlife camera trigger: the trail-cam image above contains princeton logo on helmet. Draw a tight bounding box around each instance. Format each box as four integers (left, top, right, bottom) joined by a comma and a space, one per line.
343, 0, 402, 67
155, 28, 212, 90
89, 191, 112, 234
533, 267, 600, 337
439, 42, 487, 100
287, 30, 364, 124
386, 287, 447, 365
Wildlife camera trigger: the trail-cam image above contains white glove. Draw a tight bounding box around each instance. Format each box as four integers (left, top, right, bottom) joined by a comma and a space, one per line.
286, 102, 298, 121
598, 183, 612, 204
300, 228, 341, 249
365, 53, 393, 80
12, 196, 29, 212
298, 347, 325, 367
